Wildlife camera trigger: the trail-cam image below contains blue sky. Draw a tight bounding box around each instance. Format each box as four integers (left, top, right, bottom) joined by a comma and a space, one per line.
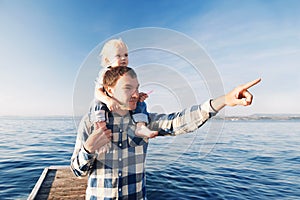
0, 0, 299, 116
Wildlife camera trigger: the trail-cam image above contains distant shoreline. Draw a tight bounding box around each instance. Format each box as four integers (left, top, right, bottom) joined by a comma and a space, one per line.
1, 114, 300, 121
213, 115, 300, 121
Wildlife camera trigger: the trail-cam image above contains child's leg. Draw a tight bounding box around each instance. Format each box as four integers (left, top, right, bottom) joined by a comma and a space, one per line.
135, 122, 158, 138
132, 110, 158, 138
93, 102, 111, 153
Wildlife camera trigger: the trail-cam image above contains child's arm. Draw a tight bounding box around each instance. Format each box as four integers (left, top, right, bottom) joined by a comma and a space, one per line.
138, 92, 149, 102
95, 87, 121, 111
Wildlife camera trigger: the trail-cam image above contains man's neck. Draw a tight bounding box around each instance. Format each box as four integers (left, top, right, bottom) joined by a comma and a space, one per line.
113, 109, 129, 116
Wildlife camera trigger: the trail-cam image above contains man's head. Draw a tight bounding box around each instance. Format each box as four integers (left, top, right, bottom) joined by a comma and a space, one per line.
100, 38, 129, 68
103, 66, 139, 111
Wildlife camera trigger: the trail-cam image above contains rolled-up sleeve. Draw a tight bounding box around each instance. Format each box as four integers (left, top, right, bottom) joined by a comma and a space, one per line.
70, 114, 96, 177
148, 100, 218, 136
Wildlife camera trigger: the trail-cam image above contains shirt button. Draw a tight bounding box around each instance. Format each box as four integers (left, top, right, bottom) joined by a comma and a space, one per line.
119, 188, 122, 192
119, 172, 122, 176
119, 143, 122, 147
119, 158, 122, 161
120, 129, 123, 132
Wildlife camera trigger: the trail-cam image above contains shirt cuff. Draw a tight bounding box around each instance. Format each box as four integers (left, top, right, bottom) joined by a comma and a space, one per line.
80, 146, 96, 161
201, 100, 218, 117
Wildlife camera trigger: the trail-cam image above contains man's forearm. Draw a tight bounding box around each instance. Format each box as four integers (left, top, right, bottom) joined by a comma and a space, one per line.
70, 115, 96, 177
148, 100, 218, 136
210, 95, 226, 112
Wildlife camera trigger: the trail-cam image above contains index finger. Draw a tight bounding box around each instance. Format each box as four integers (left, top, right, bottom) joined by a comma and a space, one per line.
241, 78, 261, 90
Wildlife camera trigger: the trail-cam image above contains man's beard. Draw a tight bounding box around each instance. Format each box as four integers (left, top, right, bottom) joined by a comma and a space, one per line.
120, 98, 138, 110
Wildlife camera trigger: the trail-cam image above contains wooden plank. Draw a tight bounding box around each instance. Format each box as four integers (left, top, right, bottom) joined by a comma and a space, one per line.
27, 167, 49, 200
28, 166, 88, 200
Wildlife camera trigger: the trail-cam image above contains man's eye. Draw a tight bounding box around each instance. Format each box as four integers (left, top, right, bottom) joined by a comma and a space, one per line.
125, 54, 128, 57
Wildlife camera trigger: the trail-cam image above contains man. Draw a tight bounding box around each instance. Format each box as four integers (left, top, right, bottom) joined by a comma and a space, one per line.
71, 66, 261, 200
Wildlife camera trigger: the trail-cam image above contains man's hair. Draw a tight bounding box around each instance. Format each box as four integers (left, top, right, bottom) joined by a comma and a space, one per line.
103, 66, 137, 89
99, 38, 128, 67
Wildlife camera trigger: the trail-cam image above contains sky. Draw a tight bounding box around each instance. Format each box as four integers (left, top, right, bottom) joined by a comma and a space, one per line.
0, 0, 299, 116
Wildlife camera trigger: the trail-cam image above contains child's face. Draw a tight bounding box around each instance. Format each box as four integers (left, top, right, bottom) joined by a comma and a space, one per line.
106, 46, 128, 67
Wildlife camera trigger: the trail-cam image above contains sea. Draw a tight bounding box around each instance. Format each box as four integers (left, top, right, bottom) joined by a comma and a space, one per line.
0, 116, 299, 200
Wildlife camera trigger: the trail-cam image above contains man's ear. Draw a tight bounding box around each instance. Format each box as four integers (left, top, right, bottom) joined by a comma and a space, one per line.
105, 86, 114, 97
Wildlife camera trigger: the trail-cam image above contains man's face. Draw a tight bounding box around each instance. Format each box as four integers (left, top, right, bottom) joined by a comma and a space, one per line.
106, 46, 129, 67
109, 73, 139, 110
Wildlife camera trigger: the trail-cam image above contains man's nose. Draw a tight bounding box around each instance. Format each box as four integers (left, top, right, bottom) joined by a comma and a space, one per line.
132, 89, 139, 98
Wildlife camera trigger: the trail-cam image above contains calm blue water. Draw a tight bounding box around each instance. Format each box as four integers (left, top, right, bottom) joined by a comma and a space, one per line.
0, 116, 299, 200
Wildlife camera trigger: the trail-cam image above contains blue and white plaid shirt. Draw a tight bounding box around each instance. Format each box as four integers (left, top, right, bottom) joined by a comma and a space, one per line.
70, 100, 217, 200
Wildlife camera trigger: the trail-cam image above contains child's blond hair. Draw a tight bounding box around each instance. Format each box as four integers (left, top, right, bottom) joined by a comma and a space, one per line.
100, 38, 128, 67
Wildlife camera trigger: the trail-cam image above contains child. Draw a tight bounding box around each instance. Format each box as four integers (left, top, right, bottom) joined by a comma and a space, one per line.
91, 39, 157, 147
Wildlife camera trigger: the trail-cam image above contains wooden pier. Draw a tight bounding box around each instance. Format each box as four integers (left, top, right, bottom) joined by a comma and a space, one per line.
28, 166, 87, 200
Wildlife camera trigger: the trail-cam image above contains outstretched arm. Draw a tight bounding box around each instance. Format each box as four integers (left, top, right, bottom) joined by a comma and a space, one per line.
148, 78, 261, 136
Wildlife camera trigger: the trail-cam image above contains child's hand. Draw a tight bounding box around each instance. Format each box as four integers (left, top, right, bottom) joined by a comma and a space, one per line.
107, 98, 121, 111
139, 92, 148, 102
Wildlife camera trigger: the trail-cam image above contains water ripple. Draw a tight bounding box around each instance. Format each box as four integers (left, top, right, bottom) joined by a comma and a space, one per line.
1, 118, 300, 199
